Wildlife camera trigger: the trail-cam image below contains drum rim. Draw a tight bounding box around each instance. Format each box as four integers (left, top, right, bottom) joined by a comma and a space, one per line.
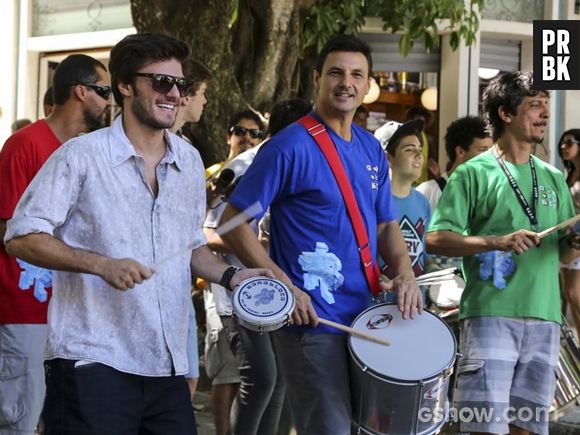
348, 303, 457, 383
232, 276, 296, 329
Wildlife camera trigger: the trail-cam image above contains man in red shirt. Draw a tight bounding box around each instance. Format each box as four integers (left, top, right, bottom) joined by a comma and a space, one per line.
0, 54, 110, 434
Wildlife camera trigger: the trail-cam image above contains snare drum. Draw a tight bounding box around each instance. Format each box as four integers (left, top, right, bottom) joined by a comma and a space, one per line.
349, 303, 457, 435
231, 277, 295, 332
428, 275, 465, 310
551, 324, 580, 418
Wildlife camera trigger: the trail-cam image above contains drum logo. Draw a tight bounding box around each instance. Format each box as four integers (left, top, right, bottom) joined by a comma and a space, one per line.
366, 313, 393, 329
238, 279, 289, 317
424, 379, 448, 400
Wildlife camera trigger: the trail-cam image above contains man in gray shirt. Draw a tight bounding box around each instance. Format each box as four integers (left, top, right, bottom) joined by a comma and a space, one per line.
5, 33, 271, 435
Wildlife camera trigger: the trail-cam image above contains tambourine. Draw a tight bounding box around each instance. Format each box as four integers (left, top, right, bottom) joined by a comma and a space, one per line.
232, 277, 295, 332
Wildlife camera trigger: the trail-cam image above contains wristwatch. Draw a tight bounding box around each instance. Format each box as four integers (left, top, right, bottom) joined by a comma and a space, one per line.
219, 266, 240, 290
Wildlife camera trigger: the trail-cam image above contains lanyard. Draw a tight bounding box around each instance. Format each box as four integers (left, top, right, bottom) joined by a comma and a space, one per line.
492, 145, 538, 227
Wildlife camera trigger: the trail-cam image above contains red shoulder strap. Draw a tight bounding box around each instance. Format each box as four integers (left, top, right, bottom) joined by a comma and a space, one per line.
298, 114, 381, 296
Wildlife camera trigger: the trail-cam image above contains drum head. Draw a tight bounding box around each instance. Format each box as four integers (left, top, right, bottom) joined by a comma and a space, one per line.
349, 303, 456, 382
232, 277, 295, 329
428, 275, 465, 309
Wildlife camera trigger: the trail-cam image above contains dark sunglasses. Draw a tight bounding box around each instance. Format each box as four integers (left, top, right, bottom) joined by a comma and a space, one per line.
560, 139, 580, 148
230, 125, 264, 139
70, 83, 111, 100
134, 73, 193, 97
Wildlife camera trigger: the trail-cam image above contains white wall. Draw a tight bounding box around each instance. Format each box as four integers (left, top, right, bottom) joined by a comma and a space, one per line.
0, 0, 19, 144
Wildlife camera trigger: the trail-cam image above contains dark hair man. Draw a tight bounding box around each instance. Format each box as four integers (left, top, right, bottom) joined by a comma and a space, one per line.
172, 58, 212, 138
5, 33, 271, 434
43, 86, 55, 117
219, 35, 421, 433
417, 115, 492, 211
427, 71, 579, 435
205, 109, 265, 188
0, 53, 109, 435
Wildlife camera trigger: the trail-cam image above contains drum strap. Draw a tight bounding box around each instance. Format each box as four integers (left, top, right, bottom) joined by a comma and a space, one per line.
298, 114, 381, 296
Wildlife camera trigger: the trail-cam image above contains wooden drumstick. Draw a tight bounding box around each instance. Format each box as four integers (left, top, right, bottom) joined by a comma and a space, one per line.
415, 267, 458, 281
537, 214, 580, 239
318, 318, 391, 346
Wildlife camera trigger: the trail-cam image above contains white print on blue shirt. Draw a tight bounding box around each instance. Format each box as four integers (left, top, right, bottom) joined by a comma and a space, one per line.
298, 242, 344, 304
17, 259, 51, 303
366, 164, 379, 190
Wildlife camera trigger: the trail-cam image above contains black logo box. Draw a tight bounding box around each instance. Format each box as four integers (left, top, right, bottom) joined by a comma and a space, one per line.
533, 20, 580, 90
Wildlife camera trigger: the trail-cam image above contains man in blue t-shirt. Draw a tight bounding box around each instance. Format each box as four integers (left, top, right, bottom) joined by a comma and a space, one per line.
220, 35, 421, 434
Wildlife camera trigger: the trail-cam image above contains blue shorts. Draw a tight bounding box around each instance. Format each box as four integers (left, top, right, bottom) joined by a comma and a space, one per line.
0, 324, 47, 434
186, 305, 199, 379
455, 317, 559, 435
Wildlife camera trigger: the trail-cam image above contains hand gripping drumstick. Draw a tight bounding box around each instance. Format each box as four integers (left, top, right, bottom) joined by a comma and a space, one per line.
318, 318, 391, 346
153, 201, 263, 270
537, 214, 580, 239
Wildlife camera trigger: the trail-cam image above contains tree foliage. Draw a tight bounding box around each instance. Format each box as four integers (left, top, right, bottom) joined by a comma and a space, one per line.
373, 0, 486, 56
129, 0, 485, 165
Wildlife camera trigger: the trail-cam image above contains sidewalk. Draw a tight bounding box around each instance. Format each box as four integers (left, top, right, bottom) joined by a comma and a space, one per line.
551, 404, 580, 435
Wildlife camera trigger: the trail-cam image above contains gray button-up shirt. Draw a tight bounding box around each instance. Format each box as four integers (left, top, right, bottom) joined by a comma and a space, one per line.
6, 116, 206, 376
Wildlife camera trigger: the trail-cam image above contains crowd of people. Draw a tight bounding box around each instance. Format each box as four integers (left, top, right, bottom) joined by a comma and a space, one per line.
1, 31, 579, 435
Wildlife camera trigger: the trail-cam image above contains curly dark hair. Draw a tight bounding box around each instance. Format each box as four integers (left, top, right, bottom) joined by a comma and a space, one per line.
482, 71, 549, 141
445, 116, 490, 163
557, 129, 580, 186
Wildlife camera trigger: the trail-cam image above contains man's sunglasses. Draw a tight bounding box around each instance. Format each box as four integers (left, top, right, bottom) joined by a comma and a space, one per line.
230, 125, 264, 139
134, 73, 193, 97
70, 83, 112, 101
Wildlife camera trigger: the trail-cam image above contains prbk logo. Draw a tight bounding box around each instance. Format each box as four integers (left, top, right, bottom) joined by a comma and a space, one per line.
533, 20, 580, 90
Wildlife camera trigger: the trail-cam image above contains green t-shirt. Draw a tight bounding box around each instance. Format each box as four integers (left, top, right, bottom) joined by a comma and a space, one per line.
428, 150, 574, 323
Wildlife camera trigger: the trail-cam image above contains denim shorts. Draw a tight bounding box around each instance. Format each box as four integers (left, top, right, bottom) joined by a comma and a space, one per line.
0, 324, 47, 434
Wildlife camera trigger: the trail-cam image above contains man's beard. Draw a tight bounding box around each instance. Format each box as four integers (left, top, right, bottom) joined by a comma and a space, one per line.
83, 107, 107, 132
131, 95, 176, 130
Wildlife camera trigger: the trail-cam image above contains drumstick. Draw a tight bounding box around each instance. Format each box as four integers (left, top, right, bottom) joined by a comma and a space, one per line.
153, 201, 263, 269
318, 318, 391, 346
416, 276, 456, 286
537, 214, 580, 239
415, 267, 458, 281
416, 273, 457, 283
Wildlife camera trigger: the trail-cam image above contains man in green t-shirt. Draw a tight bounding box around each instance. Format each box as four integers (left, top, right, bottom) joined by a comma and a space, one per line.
426, 71, 579, 435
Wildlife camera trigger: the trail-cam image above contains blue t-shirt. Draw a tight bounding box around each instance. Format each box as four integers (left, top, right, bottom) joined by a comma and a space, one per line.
377, 188, 431, 305
392, 189, 431, 276
229, 114, 397, 332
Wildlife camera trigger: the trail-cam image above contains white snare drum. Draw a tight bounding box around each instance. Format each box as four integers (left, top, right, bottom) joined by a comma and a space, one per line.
349, 303, 457, 435
428, 275, 465, 309
232, 277, 295, 332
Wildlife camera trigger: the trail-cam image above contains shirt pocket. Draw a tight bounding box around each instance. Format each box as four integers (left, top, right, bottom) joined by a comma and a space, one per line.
0, 356, 27, 425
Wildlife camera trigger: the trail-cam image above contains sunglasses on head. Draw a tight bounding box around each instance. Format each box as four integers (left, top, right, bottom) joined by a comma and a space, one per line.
70, 83, 112, 101
560, 139, 580, 148
230, 125, 264, 139
134, 73, 193, 97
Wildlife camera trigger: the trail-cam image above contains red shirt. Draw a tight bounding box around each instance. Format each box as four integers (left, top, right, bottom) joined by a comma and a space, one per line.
0, 120, 61, 323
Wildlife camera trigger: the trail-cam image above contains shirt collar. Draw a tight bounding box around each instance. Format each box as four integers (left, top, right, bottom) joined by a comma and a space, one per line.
108, 116, 183, 171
